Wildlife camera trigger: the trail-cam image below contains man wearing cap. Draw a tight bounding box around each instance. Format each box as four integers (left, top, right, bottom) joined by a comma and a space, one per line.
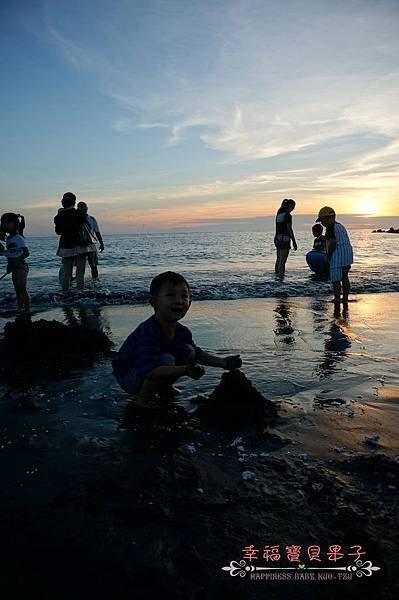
316, 207, 353, 313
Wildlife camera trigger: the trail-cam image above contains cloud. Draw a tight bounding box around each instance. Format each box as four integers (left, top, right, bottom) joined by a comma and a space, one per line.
35, 1, 399, 160
112, 118, 134, 133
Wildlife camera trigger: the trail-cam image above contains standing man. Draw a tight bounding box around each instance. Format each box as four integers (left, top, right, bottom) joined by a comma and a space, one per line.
316, 206, 353, 316
54, 192, 88, 292
77, 202, 105, 279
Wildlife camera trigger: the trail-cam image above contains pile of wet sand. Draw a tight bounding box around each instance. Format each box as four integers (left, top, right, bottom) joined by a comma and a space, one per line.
0, 318, 113, 382
196, 370, 278, 430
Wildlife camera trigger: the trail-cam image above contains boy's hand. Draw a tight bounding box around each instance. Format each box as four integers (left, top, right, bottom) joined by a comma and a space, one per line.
222, 355, 242, 370
186, 363, 205, 380
293, 241, 298, 251
99, 243, 105, 252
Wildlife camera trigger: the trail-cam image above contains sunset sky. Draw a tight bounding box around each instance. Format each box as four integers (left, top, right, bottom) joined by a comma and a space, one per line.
1, 0, 399, 234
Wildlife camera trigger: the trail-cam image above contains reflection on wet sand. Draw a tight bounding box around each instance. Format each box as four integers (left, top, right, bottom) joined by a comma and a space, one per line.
319, 316, 352, 376
273, 299, 296, 346
62, 305, 111, 335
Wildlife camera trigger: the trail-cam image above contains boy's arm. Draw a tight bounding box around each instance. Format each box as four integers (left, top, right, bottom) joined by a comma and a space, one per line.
196, 348, 225, 368
196, 348, 242, 370
131, 331, 205, 382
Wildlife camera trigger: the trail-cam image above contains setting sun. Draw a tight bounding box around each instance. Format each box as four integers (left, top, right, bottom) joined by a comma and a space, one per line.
353, 198, 382, 216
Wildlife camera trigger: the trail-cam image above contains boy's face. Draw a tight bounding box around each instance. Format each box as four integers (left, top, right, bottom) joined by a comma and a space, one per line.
151, 282, 191, 323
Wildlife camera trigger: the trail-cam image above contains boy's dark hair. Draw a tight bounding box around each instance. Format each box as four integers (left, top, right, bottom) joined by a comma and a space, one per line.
150, 271, 191, 297
62, 192, 76, 208
312, 224, 323, 236
277, 198, 296, 214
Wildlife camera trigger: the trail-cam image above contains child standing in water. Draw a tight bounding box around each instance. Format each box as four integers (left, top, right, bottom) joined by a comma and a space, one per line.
316, 206, 353, 315
274, 198, 297, 276
0, 213, 31, 314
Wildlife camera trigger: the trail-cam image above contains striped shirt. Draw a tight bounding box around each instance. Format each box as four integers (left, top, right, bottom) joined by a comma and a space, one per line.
325, 221, 353, 267
112, 314, 199, 389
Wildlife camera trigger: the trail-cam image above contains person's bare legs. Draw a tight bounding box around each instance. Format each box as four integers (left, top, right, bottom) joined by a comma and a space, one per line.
332, 281, 341, 303
75, 254, 87, 290
275, 248, 290, 276
139, 346, 196, 405
342, 272, 350, 303
139, 378, 174, 404
62, 257, 74, 292
275, 248, 282, 274
12, 269, 31, 313
88, 252, 99, 279
332, 281, 342, 317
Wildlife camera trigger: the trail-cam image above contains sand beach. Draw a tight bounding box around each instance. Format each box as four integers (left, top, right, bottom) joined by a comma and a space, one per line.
0, 293, 398, 599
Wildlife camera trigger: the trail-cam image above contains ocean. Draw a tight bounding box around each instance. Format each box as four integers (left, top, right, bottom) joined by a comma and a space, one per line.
0, 229, 398, 309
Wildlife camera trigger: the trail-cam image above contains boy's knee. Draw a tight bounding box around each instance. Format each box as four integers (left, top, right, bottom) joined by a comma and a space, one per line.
117, 369, 139, 395
160, 353, 175, 366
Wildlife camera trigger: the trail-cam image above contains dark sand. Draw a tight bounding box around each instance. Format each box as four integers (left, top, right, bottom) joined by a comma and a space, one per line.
0, 294, 398, 599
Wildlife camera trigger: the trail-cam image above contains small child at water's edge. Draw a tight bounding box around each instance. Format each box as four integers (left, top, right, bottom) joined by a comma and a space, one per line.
0, 212, 31, 314
112, 271, 242, 405
312, 223, 327, 253
316, 206, 353, 315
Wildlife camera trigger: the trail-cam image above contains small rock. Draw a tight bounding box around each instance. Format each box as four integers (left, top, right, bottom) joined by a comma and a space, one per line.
311, 483, 324, 492
242, 470, 256, 480
363, 435, 380, 446
297, 453, 308, 461
184, 443, 196, 454
229, 436, 243, 447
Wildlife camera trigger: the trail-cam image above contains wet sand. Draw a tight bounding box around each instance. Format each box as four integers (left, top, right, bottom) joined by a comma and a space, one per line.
0, 293, 398, 599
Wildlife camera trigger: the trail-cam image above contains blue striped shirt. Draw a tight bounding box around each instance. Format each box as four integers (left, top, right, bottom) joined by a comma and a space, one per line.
325, 221, 353, 267
112, 315, 199, 387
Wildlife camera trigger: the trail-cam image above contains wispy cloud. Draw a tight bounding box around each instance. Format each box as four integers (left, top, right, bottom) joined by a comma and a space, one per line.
36, 1, 399, 166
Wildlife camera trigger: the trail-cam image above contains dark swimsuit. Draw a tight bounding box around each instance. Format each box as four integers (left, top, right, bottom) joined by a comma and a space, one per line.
274, 212, 292, 249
